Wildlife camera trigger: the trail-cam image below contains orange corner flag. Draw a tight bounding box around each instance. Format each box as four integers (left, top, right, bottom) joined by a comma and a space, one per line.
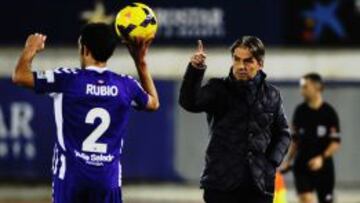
273, 172, 287, 203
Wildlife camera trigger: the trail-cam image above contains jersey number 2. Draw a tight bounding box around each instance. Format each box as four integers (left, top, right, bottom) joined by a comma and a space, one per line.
82, 108, 110, 153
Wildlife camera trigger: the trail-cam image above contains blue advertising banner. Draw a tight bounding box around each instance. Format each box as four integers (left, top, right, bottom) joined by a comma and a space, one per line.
0, 0, 283, 45
0, 79, 55, 181
123, 80, 179, 181
0, 78, 179, 182
284, 0, 360, 46
1, 0, 359, 46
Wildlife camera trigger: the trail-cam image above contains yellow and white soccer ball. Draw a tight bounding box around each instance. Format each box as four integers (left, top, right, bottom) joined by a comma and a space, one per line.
115, 2, 158, 41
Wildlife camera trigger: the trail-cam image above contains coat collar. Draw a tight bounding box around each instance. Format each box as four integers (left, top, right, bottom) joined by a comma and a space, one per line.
227, 68, 267, 87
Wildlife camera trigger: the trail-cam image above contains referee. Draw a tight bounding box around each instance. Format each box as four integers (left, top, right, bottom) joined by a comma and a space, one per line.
282, 73, 341, 203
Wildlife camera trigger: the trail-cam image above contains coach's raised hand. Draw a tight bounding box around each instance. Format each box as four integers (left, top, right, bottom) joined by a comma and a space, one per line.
190, 40, 207, 69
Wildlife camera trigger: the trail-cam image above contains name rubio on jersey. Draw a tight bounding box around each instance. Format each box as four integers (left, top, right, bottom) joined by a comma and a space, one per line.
86, 84, 118, 97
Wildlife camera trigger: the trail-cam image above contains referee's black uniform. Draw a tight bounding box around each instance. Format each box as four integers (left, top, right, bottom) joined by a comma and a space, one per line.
292, 102, 340, 203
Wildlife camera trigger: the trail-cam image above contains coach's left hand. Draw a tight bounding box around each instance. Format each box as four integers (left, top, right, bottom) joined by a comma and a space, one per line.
308, 155, 323, 171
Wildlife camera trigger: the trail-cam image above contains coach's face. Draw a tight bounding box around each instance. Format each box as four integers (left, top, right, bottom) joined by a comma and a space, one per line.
231, 47, 262, 81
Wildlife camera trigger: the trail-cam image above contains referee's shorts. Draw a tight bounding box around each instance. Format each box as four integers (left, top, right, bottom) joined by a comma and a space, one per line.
294, 159, 335, 203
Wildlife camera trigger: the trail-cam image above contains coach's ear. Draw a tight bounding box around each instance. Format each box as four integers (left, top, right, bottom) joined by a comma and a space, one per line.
258, 59, 264, 68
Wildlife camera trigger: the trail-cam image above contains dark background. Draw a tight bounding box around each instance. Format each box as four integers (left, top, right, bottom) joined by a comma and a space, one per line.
0, 0, 358, 46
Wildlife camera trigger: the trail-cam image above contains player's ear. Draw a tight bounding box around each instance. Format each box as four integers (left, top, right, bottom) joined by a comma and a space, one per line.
83, 45, 90, 57
80, 44, 85, 55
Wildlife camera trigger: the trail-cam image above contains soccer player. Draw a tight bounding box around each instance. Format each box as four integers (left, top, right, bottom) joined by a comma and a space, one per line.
281, 73, 341, 203
179, 37, 291, 203
12, 23, 159, 203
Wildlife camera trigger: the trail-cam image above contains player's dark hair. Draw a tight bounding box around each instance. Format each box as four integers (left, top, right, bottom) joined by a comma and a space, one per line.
80, 23, 117, 62
303, 72, 324, 91
230, 36, 265, 65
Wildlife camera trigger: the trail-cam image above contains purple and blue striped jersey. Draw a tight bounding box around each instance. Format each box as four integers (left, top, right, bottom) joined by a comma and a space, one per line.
33, 66, 148, 190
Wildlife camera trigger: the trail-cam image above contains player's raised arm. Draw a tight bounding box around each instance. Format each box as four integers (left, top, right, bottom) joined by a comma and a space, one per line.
12, 33, 47, 88
126, 38, 160, 111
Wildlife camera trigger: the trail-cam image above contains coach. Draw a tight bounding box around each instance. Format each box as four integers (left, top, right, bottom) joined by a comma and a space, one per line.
179, 37, 291, 203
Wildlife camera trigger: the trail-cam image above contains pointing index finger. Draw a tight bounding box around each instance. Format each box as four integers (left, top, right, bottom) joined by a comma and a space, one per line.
197, 40, 204, 52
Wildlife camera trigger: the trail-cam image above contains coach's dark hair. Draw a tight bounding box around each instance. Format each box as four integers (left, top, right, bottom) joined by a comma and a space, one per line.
80, 23, 117, 62
230, 36, 265, 65
303, 72, 324, 91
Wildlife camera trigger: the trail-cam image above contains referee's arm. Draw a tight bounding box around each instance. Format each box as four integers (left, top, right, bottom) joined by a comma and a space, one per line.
267, 96, 292, 167
323, 108, 341, 159
323, 141, 340, 159
323, 126, 341, 159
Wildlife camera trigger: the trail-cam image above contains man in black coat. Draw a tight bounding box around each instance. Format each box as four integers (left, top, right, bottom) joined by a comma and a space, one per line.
179, 36, 291, 203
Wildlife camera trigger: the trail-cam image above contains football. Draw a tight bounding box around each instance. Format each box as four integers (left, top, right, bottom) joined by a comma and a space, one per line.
114, 3, 158, 41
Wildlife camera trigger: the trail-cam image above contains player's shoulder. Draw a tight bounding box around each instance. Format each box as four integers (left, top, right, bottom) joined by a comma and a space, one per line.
53, 67, 80, 75
109, 71, 141, 86
112, 72, 135, 81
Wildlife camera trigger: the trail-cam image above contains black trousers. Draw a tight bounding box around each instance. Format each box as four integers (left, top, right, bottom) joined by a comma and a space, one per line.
203, 186, 273, 203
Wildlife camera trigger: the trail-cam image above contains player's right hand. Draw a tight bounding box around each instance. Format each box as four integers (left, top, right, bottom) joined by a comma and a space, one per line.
125, 37, 153, 67
190, 40, 207, 69
24, 33, 47, 54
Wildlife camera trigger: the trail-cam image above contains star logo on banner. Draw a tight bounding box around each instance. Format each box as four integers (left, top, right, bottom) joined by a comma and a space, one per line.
81, 1, 114, 24
302, 0, 346, 41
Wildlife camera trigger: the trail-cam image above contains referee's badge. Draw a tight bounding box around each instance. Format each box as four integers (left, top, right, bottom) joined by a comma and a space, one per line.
317, 125, 327, 137
299, 128, 305, 134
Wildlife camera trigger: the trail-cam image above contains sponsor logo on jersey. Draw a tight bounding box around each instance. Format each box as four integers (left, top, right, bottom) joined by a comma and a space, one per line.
74, 150, 115, 166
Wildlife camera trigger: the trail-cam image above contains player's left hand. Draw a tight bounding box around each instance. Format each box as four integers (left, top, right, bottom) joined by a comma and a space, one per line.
308, 155, 324, 171
125, 37, 153, 66
24, 33, 47, 55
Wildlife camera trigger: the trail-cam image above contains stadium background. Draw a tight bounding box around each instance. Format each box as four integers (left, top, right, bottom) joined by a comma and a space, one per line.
1, 0, 360, 202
